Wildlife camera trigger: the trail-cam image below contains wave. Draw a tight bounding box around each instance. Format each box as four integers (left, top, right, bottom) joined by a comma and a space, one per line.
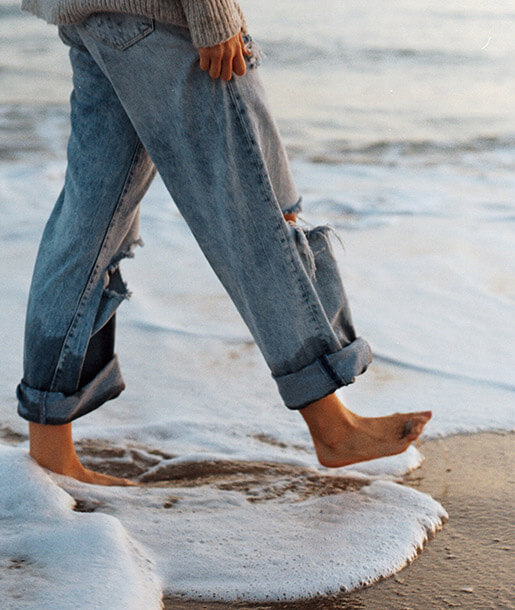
1, 103, 513, 168
299, 135, 515, 166
323, 135, 515, 156
260, 38, 497, 68
0, 104, 69, 161
374, 352, 515, 394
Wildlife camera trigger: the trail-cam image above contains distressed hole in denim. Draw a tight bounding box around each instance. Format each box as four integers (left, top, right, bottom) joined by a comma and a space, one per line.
290, 223, 342, 280
291, 225, 317, 279
108, 236, 144, 272
92, 237, 143, 335
282, 196, 303, 217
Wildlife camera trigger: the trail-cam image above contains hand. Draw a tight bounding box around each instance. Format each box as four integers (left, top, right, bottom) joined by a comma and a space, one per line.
198, 32, 252, 81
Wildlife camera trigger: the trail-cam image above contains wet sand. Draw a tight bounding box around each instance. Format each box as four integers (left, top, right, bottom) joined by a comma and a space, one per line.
161, 433, 514, 609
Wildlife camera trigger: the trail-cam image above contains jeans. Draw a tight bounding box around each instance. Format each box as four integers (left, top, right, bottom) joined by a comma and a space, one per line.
17, 13, 372, 424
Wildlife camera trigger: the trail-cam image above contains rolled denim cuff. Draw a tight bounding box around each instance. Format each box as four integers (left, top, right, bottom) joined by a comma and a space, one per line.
17, 355, 125, 425
273, 337, 372, 409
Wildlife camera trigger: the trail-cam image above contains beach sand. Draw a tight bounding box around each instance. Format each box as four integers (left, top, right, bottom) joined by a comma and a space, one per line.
159, 433, 514, 609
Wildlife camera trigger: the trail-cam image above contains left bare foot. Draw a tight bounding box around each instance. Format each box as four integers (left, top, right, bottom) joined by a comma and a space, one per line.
29, 422, 137, 486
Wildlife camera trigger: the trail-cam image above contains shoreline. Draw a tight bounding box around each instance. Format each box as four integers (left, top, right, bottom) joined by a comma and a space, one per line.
163, 432, 514, 609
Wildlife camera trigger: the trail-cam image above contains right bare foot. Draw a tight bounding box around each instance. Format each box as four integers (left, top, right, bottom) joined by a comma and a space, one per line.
300, 393, 432, 468
29, 422, 137, 486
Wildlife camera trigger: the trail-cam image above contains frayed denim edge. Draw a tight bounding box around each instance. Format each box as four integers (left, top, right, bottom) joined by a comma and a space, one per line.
282, 196, 303, 216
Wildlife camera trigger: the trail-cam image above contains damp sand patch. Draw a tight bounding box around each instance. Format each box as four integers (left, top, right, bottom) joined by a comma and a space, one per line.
75, 437, 175, 478
0, 425, 27, 445
75, 437, 366, 502
139, 458, 367, 503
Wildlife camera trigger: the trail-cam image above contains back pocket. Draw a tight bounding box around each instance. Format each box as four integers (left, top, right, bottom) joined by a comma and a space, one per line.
82, 12, 154, 51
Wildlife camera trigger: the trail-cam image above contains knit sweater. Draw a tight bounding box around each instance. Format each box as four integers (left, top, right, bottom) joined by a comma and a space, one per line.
20, 0, 247, 48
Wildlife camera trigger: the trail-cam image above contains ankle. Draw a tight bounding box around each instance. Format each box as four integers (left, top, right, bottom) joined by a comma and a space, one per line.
29, 445, 80, 472
28, 421, 81, 474
300, 393, 356, 448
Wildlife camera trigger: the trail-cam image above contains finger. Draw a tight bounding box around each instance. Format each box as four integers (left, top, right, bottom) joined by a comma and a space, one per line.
209, 54, 222, 79
221, 51, 235, 81
233, 51, 246, 77
198, 49, 210, 72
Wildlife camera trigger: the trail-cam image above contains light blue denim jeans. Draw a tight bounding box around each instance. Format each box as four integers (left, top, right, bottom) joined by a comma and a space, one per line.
17, 13, 372, 424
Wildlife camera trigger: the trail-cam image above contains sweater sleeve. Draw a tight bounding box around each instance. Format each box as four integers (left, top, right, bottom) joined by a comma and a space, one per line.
180, 0, 245, 48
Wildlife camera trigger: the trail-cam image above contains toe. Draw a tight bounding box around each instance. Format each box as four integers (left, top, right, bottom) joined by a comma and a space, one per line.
405, 417, 429, 441
409, 410, 432, 420
402, 419, 414, 438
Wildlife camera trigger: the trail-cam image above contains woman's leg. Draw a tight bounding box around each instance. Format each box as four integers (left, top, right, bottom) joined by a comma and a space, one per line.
76, 19, 370, 404
29, 421, 136, 485
25, 17, 431, 483
70, 16, 430, 468
21, 26, 155, 484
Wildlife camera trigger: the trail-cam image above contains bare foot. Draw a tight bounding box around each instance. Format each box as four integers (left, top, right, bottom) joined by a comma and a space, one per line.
300, 393, 432, 468
29, 422, 137, 486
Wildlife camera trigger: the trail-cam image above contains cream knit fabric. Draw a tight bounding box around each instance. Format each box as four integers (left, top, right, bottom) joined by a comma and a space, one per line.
21, 0, 247, 47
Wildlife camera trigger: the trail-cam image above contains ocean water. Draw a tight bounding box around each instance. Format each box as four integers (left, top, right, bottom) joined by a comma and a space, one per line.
2, 0, 514, 163
0, 0, 513, 606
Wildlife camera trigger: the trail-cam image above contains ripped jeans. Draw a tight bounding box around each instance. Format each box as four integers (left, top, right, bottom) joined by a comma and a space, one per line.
17, 14, 372, 424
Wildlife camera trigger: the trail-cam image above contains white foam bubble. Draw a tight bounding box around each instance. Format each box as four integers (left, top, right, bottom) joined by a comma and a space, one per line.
55, 470, 447, 601
0, 446, 163, 610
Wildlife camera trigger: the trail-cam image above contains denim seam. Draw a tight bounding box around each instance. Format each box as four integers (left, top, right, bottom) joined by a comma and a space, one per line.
319, 354, 344, 387
226, 80, 330, 359
81, 16, 155, 52
39, 391, 46, 425
49, 140, 145, 393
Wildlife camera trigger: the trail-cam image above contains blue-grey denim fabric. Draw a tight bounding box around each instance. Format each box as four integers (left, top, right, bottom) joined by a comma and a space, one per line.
17, 14, 372, 424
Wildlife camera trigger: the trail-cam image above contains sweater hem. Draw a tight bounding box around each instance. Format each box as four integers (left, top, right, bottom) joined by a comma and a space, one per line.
20, 0, 246, 47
